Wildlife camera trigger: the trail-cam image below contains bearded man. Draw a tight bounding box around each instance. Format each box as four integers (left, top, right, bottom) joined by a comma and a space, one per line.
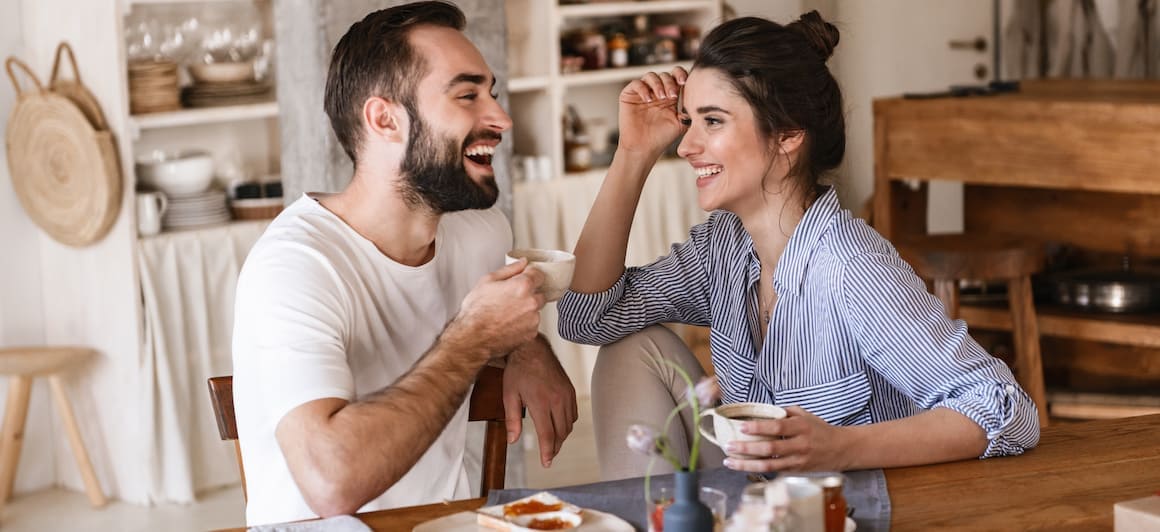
230, 2, 577, 526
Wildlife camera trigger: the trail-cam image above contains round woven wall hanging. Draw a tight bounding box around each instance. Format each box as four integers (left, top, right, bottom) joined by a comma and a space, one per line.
5, 51, 121, 247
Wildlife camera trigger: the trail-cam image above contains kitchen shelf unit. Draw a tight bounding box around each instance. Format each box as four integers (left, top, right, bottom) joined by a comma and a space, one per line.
121, 0, 281, 237
504, 0, 721, 179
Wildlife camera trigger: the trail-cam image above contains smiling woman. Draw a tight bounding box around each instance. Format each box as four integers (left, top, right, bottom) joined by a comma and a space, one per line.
557, 12, 1040, 482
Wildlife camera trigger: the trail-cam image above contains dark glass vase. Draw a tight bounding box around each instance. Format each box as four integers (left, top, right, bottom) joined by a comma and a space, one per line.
663, 469, 714, 532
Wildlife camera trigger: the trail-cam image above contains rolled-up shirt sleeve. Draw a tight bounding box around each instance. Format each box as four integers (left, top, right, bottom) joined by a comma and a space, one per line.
840, 251, 1041, 457
557, 217, 717, 345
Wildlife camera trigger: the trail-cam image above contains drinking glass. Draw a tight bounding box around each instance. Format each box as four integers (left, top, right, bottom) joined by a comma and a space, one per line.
646, 484, 728, 532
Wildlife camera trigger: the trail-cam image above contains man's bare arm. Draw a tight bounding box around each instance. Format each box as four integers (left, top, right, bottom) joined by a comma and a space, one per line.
275, 322, 489, 517
275, 261, 545, 517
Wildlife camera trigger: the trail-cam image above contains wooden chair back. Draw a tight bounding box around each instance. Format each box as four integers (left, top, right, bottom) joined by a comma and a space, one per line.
207, 365, 513, 502
895, 234, 1050, 427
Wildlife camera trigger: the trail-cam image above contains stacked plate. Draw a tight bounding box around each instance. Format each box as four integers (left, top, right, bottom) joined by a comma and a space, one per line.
163, 189, 232, 230
181, 81, 273, 108
128, 61, 181, 114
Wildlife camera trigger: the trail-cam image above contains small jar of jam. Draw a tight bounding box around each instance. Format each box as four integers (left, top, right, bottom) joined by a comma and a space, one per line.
820, 474, 847, 532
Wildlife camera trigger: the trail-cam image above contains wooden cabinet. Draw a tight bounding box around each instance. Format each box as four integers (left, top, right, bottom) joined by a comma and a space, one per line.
873, 79, 1160, 418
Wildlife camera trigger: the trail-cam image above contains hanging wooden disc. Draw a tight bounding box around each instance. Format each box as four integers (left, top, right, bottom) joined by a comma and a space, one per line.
5, 55, 121, 247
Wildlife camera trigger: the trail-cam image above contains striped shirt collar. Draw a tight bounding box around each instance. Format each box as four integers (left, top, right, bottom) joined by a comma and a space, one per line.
744, 186, 841, 296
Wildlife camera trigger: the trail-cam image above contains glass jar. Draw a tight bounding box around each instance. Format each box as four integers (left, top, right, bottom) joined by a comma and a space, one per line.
653, 25, 680, 63
575, 30, 607, 70
629, 14, 654, 66
608, 32, 629, 68
680, 25, 702, 60
565, 132, 593, 173
821, 475, 847, 532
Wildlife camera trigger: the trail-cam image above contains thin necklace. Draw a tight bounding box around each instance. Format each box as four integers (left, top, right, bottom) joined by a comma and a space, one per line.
758, 268, 776, 326
760, 287, 775, 325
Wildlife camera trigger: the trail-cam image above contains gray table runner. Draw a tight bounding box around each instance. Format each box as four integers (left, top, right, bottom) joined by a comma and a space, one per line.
486, 466, 891, 531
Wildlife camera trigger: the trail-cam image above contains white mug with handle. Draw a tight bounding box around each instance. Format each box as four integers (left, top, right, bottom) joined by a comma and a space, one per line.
136, 191, 168, 236
698, 402, 787, 458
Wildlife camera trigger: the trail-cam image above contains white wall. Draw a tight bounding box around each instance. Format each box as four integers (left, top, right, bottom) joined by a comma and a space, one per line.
0, 0, 59, 495
5, 0, 147, 503
727, 0, 806, 22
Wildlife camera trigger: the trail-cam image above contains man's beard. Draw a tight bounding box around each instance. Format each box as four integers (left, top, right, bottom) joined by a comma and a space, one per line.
399, 109, 499, 214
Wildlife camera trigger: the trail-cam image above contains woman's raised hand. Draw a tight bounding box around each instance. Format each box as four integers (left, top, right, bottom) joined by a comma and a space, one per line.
616, 66, 689, 158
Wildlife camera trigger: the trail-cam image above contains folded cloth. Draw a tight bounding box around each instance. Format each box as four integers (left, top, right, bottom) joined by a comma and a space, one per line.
487, 466, 891, 531
247, 515, 371, 532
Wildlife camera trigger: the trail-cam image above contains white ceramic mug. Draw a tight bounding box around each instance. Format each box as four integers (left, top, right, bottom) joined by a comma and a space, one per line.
505, 248, 576, 302
136, 191, 168, 236
697, 402, 786, 458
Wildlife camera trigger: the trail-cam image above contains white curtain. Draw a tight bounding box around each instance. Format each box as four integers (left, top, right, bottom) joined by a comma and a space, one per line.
512, 159, 709, 397
137, 221, 269, 503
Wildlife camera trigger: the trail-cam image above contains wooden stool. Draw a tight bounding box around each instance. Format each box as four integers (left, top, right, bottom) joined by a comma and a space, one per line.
0, 347, 106, 510
896, 235, 1050, 427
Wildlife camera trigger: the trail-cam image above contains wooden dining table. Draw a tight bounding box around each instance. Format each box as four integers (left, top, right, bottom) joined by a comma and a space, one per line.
221, 414, 1160, 531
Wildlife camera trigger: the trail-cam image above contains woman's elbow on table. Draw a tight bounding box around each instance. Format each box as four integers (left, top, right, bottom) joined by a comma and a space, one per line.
979, 388, 1042, 458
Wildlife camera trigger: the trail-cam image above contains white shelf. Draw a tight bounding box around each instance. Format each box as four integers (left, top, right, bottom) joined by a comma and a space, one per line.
558, 0, 718, 19
505, 0, 718, 180
561, 62, 691, 88
509, 76, 550, 93
131, 101, 279, 130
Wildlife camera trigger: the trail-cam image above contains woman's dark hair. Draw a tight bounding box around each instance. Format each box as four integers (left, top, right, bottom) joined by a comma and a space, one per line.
693, 11, 844, 205
324, 1, 466, 163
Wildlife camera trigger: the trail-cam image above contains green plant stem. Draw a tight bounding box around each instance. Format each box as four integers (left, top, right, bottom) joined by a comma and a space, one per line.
644, 454, 655, 511
665, 360, 702, 470
659, 399, 690, 469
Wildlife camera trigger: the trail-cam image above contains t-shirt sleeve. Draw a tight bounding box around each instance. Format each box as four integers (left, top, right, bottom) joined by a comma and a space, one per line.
233, 241, 355, 432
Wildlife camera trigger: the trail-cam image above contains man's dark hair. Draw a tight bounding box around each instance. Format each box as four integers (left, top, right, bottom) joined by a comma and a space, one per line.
324, 1, 466, 163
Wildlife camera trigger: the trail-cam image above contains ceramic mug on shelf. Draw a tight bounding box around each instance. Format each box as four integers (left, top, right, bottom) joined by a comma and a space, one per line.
136, 191, 168, 236
697, 402, 786, 458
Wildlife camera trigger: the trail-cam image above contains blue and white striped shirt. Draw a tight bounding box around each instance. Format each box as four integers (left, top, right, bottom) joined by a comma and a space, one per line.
558, 187, 1039, 458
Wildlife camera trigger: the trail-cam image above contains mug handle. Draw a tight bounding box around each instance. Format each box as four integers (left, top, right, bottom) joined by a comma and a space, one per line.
154, 193, 168, 217
697, 408, 719, 446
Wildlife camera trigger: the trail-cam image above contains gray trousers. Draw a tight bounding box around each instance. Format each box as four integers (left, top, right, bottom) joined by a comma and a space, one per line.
590, 325, 727, 481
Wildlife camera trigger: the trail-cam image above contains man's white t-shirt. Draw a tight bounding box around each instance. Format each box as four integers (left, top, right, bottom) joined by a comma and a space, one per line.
232, 194, 511, 526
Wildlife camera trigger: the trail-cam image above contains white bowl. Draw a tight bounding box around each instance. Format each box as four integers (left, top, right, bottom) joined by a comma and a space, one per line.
136, 150, 215, 197
189, 61, 254, 84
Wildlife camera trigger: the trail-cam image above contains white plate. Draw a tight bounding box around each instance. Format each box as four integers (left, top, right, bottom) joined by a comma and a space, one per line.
847, 516, 857, 532
165, 211, 230, 221
412, 508, 633, 531
164, 213, 231, 224
231, 197, 283, 208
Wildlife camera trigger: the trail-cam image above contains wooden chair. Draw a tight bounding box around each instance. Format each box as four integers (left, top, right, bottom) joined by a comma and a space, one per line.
0, 347, 106, 511
896, 234, 1050, 427
207, 365, 514, 502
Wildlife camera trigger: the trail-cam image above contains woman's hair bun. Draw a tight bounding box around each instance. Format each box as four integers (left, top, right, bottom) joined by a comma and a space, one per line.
788, 10, 839, 61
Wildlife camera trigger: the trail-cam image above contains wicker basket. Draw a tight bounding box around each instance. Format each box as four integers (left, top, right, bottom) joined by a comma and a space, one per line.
5, 51, 122, 247
230, 197, 283, 220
